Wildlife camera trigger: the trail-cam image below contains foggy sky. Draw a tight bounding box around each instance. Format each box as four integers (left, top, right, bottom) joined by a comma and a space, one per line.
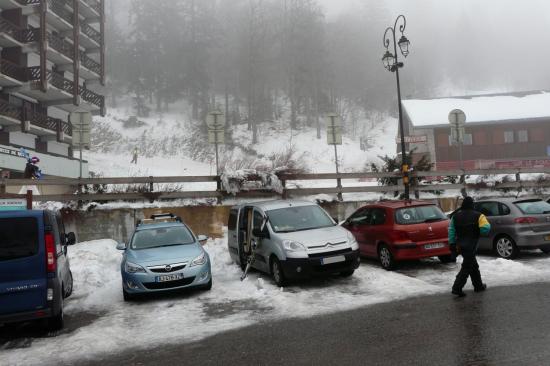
110, 0, 550, 98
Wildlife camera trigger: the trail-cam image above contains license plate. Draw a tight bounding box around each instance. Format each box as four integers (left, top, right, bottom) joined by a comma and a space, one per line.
545, 235, 550, 241
424, 243, 445, 250
157, 274, 184, 282
321, 255, 346, 265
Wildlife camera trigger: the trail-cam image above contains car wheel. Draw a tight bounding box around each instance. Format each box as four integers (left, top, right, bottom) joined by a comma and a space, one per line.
65, 271, 74, 298
378, 244, 396, 270
340, 270, 355, 277
47, 295, 64, 331
495, 236, 519, 259
438, 255, 456, 264
271, 257, 287, 287
123, 289, 135, 302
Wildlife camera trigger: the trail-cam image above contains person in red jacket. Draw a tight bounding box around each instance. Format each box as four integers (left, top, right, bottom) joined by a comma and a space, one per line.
448, 196, 491, 297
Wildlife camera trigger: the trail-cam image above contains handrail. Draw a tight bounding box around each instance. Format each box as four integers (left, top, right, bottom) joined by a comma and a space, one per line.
80, 23, 100, 44
0, 59, 27, 81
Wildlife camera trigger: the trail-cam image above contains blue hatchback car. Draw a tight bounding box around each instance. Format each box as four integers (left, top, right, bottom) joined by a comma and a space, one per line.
118, 214, 212, 301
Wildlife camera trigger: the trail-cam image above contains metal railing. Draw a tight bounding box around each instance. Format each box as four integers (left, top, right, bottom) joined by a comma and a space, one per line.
80, 51, 100, 74
80, 23, 100, 44
0, 99, 23, 121
80, 86, 103, 108
47, 0, 74, 25
48, 32, 74, 60
0, 59, 26, 81
2, 169, 550, 203
82, 0, 101, 14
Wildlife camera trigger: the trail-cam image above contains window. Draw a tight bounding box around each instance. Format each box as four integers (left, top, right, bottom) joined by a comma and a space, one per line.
514, 200, 550, 215
131, 226, 195, 250
504, 131, 514, 143
395, 205, 446, 225
448, 133, 472, 146
253, 210, 264, 232
228, 209, 238, 230
267, 205, 334, 233
499, 203, 511, 216
474, 202, 500, 217
347, 208, 371, 226
371, 208, 386, 225
518, 130, 528, 143
0, 217, 39, 261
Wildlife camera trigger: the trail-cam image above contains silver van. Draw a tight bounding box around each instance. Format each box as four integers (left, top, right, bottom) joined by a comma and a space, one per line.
227, 200, 360, 286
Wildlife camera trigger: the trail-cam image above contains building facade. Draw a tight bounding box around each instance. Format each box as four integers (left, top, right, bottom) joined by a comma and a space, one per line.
0, 0, 105, 179
401, 91, 550, 170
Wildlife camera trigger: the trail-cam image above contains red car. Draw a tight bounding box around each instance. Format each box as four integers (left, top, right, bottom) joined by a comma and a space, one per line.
342, 200, 453, 270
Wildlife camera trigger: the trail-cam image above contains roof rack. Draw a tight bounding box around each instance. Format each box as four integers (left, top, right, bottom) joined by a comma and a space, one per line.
136, 213, 182, 227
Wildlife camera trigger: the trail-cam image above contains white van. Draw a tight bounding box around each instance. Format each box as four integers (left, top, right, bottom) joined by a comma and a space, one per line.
227, 200, 360, 286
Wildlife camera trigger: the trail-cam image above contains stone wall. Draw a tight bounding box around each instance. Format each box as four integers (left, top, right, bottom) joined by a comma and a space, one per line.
61, 198, 460, 243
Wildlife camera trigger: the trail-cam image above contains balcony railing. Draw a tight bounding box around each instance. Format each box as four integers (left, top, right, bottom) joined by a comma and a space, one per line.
17, 0, 74, 25
80, 23, 100, 44
48, 32, 74, 60
0, 59, 27, 81
80, 86, 103, 109
82, 0, 101, 14
0, 99, 23, 121
29, 110, 58, 131
80, 51, 100, 74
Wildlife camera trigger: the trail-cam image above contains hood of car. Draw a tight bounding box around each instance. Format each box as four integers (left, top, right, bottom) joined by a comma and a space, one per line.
277, 225, 348, 249
127, 243, 203, 265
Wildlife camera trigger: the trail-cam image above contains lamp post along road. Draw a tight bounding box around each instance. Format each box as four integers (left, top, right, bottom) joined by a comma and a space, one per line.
382, 15, 411, 199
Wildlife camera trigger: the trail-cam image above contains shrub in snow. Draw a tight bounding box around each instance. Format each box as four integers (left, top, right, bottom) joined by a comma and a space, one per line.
221, 169, 284, 195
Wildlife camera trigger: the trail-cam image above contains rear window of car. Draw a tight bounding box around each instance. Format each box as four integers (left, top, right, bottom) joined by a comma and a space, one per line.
395, 205, 447, 225
0, 217, 39, 261
514, 200, 550, 215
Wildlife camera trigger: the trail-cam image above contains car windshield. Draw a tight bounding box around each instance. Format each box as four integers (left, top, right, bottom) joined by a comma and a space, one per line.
0, 217, 39, 261
267, 205, 335, 233
514, 200, 550, 215
131, 226, 195, 250
395, 205, 447, 225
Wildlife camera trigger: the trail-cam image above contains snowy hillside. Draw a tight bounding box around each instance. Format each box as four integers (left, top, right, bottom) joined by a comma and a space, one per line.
85, 102, 398, 177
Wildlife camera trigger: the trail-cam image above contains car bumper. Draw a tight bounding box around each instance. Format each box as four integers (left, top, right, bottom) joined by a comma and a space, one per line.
0, 308, 53, 325
280, 250, 360, 279
121, 262, 212, 294
392, 242, 451, 261
514, 232, 550, 250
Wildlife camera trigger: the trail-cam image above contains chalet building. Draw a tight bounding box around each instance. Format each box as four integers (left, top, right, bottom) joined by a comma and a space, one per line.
401, 91, 550, 170
0, 0, 105, 180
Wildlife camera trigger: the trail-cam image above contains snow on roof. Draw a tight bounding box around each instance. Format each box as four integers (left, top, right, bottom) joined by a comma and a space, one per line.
402, 91, 550, 128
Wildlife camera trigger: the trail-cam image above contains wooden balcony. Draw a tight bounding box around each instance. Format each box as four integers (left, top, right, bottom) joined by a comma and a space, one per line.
0, 59, 26, 86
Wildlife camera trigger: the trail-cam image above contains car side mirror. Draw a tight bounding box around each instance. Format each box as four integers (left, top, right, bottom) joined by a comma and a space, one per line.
332, 216, 339, 223
66, 232, 76, 246
116, 242, 127, 251
252, 228, 267, 238
197, 235, 208, 245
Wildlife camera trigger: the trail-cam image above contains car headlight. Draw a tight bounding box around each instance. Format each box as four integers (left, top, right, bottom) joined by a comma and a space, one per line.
191, 252, 207, 267
125, 261, 146, 274
282, 240, 307, 252
347, 231, 359, 251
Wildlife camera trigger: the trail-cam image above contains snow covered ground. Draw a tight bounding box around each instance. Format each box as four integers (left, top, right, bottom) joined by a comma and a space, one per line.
3, 235, 550, 365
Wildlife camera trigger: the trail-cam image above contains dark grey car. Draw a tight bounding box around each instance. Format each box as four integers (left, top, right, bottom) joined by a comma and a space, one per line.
472, 198, 550, 259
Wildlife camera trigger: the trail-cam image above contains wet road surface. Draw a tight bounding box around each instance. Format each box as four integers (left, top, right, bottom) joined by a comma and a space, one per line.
79, 282, 550, 366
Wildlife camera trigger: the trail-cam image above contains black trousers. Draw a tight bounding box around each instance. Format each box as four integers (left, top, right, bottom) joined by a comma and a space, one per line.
452, 252, 483, 291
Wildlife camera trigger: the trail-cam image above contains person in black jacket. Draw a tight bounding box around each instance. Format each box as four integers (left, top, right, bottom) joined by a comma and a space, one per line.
448, 196, 491, 297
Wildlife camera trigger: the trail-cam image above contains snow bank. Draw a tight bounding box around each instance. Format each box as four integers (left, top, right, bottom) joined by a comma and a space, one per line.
4, 235, 550, 365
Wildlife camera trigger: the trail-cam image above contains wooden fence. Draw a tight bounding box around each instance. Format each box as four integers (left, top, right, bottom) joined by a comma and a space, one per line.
1, 168, 550, 203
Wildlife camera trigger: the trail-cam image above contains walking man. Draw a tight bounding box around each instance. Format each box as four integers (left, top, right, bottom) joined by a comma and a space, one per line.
449, 196, 491, 297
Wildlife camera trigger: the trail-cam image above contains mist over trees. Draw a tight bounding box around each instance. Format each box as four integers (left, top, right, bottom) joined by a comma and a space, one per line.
106, 0, 550, 141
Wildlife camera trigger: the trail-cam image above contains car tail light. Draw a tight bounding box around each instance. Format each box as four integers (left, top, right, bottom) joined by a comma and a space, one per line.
514, 217, 538, 224
389, 230, 410, 241
45, 232, 57, 273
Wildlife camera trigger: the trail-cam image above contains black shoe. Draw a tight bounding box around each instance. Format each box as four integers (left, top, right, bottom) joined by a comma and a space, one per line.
474, 284, 487, 292
452, 289, 466, 297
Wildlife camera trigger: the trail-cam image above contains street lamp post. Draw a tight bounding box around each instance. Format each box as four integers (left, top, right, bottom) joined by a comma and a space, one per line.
383, 14, 411, 200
